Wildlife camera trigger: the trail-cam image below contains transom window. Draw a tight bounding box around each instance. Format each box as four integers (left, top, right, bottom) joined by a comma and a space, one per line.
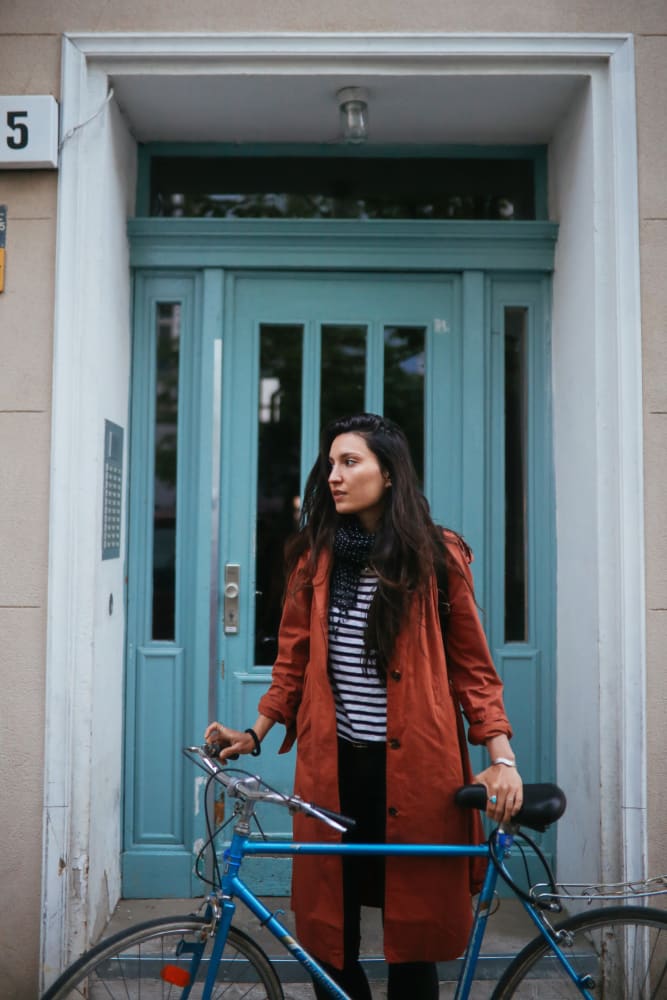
149, 153, 541, 220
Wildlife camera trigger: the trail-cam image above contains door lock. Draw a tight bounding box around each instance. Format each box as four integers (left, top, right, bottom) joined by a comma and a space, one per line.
223, 563, 240, 634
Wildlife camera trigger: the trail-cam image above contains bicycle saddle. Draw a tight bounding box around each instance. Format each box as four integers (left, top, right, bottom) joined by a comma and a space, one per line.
455, 782, 567, 832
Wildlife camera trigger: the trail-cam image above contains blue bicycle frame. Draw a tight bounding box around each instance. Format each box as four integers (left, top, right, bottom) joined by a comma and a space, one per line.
216, 833, 490, 1000
176, 751, 582, 997
197, 827, 595, 1000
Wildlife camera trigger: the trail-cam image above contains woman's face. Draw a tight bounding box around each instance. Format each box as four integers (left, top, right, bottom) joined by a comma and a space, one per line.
328, 432, 391, 533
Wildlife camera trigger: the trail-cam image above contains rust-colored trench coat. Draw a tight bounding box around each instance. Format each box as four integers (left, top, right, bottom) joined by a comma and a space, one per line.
258, 532, 512, 967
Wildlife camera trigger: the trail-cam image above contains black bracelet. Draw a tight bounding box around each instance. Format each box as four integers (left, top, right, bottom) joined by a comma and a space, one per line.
245, 728, 262, 757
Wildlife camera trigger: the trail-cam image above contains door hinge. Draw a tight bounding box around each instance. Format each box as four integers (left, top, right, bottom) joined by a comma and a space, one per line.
220, 659, 225, 679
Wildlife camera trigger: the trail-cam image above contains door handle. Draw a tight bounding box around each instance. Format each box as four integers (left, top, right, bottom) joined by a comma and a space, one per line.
223, 563, 240, 634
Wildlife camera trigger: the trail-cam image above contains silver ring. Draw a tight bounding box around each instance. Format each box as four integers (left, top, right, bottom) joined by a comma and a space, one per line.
489, 794, 498, 805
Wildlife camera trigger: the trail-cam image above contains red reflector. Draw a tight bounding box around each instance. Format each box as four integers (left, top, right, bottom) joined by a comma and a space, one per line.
160, 964, 191, 986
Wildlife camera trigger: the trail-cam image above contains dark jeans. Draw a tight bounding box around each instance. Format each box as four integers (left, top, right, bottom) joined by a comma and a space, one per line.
312, 739, 438, 1000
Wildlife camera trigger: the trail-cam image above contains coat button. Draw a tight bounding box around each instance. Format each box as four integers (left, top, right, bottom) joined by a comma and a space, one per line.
391, 669, 402, 681
389, 738, 401, 750
388, 806, 399, 817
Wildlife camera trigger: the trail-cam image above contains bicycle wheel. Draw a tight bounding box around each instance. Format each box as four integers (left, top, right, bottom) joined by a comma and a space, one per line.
42, 915, 284, 999
493, 904, 667, 999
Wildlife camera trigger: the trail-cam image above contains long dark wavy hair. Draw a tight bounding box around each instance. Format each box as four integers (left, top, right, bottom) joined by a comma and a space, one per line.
285, 413, 461, 680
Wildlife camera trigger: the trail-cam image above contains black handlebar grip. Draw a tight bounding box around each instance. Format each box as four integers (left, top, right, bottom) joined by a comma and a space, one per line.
204, 742, 239, 761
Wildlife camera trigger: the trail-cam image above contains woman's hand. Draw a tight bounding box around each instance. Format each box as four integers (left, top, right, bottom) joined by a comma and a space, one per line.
473, 763, 524, 825
204, 721, 256, 761
204, 715, 274, 761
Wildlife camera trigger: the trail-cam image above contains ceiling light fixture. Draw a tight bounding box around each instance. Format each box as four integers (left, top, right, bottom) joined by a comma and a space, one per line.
337, 87, 369, 144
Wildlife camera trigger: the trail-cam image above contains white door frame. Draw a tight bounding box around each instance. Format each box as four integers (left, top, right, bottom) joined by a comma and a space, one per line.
42, 31, 645, 986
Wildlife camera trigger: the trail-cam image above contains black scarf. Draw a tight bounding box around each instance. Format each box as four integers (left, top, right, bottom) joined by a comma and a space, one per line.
329, 520, 376, 612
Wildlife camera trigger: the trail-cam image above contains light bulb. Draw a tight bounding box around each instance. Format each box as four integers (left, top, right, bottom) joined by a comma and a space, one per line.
337, 88, 369, 144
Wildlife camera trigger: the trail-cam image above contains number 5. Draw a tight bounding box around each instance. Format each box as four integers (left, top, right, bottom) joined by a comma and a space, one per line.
7, 110, 29, 150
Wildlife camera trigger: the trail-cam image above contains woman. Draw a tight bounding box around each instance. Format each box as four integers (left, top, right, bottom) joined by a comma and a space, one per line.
206, 413, 522, 1000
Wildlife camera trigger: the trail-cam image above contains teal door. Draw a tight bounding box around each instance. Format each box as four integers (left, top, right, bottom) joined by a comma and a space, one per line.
123, 261, 554, 898
218, 271, 460, 890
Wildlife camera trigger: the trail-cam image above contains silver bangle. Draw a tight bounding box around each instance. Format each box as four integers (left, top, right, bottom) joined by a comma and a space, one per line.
492, 756, 516, 767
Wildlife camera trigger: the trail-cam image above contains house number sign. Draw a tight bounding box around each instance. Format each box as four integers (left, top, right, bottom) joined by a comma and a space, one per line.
0, 96, 58, 169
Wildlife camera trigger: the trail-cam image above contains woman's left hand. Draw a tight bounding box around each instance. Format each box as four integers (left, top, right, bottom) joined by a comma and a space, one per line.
473, 763, 523, 825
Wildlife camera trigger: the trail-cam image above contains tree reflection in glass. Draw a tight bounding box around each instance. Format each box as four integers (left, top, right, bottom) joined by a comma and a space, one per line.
383, 326, 425, 486
321, 325, 367, 429
152, 303, 180, 640
255, 325, 303, 665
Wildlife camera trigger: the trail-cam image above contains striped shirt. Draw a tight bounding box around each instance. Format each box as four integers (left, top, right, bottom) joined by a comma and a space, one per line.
328, 572, 387, 743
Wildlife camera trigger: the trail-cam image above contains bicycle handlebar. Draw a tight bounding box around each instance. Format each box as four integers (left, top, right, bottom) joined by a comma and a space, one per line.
185, 745, 357, 833
186, 745, 567, 836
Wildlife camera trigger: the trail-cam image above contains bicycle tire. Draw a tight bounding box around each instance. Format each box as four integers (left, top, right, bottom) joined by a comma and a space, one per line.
492, 904, 667, 999
41, 914, 284, 999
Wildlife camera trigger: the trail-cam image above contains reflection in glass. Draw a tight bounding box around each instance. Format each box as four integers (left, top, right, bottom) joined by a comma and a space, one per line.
383, 327, 426, 484
152, 303, 180, 640
320, 325, 367, 429
505, 307, 528, 642
256, 325, 303, 665
156, 191, 521, 220
151, 156, 537, 220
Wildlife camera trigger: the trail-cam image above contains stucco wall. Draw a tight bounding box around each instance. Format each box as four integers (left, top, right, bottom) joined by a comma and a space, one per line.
1, 2, 666, 996
0, 33, 59, 1000
2, 0, 666, 34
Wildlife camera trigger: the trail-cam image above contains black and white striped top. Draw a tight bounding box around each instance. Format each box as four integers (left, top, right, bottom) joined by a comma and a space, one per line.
328, 572, 387, 743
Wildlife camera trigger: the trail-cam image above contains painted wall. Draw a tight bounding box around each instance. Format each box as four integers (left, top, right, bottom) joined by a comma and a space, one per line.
635, 28, 667, 896
0, 2, 665, 996
86, 99, 137, 945
548, 82, 602, 883
38, 79, 137, 985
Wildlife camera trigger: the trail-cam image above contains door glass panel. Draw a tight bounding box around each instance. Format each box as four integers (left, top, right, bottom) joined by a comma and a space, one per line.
256, 324, 304, 665
152, 303, 180, 640
383, 326, 426, 484
320, 325, 367, 428
504, 307, 528, 642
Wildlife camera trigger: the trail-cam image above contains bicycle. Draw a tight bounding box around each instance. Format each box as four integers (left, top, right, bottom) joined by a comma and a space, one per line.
42, 744, 667, 999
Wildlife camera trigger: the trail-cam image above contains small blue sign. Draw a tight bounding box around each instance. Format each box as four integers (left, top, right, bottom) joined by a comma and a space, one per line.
0, 204, 6, 291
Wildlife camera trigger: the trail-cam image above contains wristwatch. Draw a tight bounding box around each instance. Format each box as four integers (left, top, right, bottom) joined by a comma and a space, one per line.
492, 757, 516, 767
